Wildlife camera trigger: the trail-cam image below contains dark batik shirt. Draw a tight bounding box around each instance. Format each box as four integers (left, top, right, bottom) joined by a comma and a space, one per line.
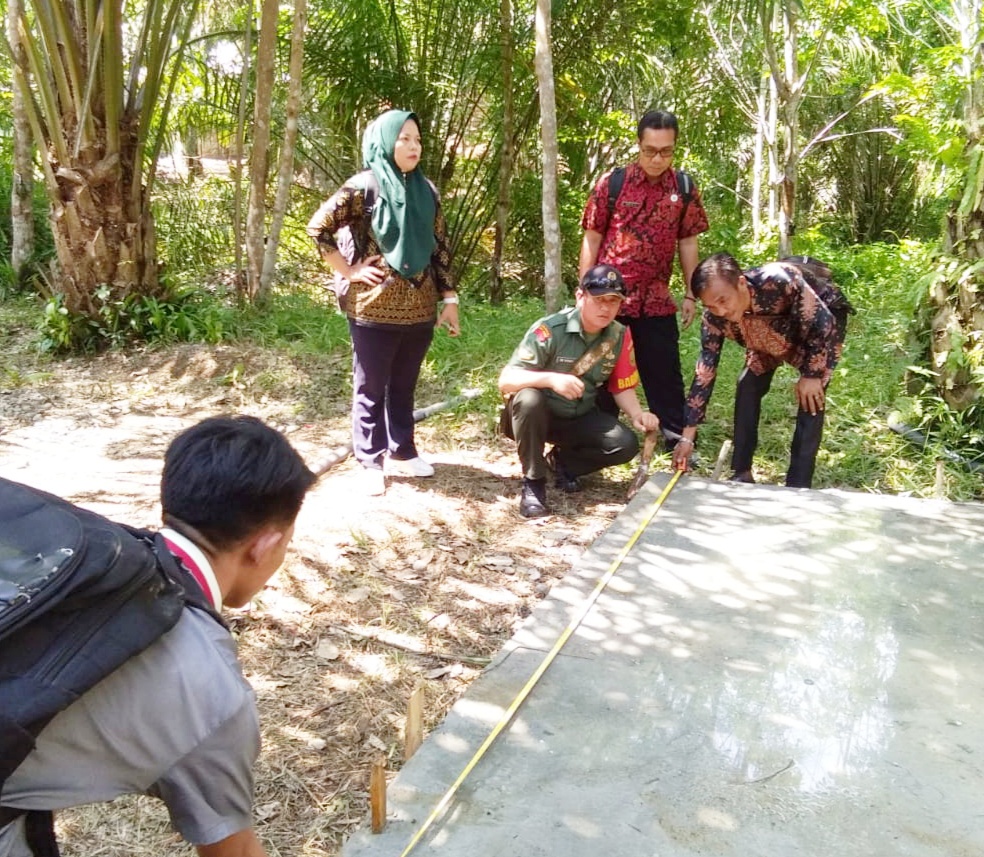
684, 262, 843, 426
306, 180, 454, 327
581, 162, 709, 319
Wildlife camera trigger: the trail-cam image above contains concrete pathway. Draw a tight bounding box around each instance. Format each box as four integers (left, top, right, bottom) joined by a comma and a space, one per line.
343, 475, 984, 857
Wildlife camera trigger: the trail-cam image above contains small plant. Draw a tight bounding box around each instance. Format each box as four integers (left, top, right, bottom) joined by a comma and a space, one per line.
38, 285, 233, 353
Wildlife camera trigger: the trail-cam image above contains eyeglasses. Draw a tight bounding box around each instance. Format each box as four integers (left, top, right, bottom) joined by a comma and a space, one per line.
639, 146, 675, 160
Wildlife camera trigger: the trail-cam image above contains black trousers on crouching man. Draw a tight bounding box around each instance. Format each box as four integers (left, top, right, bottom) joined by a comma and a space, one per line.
505, 388, 639, 482
731, 367, 826, 489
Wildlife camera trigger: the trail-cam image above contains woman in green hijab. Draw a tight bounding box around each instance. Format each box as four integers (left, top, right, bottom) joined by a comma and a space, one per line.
308, 110, 459, 495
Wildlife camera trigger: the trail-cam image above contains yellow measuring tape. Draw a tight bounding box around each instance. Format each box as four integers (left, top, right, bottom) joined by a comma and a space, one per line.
398, 469, 683, 857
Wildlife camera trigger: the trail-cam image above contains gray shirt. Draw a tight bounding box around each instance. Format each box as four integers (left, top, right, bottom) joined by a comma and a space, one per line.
0, 605, 259, 854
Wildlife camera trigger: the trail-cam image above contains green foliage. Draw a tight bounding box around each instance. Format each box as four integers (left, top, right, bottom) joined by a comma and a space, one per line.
234, 286, 350, 354
152, 176, 238, 278
38, 286, 233, 354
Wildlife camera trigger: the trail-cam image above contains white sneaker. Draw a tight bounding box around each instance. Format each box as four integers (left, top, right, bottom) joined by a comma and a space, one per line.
362, 467, 386, 495
387, 456, 435, 478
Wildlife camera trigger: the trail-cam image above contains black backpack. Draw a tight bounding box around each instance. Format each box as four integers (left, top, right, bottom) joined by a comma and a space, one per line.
777, 255, 856, 340
606, 165, 695, 223
0, 476, 224, 848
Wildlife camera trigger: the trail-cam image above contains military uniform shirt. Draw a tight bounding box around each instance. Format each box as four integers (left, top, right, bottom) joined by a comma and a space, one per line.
506, 305, 639, 419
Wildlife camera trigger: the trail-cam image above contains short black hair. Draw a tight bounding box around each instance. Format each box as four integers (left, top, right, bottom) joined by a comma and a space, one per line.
691, 253, 743, 298
162, 415, 316, 549
637, 110, 679, 140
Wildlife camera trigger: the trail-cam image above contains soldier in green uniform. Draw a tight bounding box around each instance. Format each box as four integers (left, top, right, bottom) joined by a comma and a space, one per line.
499, 265, 660, 518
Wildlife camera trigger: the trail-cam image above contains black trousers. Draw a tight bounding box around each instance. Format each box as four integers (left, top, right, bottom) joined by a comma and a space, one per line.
507, 388, 639, 482
731, 367, 825, 488
622, 314, 685, 438
349, 320, 434, 467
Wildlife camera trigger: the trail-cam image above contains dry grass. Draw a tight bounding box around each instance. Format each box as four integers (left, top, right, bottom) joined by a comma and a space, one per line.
0, 339, 639, 857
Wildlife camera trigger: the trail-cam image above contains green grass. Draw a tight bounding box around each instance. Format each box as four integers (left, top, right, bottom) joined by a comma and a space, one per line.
2, 240, 981, 500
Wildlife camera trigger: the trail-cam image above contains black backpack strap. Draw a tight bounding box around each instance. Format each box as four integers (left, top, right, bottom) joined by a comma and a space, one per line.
124, 528, 227, 629
0, 808, 61, 856
675, 169, 694, 223
606, 166, 627, 218
359, 169, 377, 217
152, 534, 227, 628
25, 810, 59, 857
350, 170, 378, 261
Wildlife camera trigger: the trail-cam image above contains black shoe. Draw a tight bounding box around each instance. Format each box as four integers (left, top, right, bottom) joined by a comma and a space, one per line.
545, 448, 582, 493
729, 470, 755, 484
520, 478, 549, 518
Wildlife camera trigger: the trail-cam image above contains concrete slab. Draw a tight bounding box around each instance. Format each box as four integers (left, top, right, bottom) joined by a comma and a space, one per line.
343, 475, 984, 857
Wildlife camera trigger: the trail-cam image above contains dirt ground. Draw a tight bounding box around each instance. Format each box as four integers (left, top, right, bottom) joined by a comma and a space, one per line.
0, 339, 645, 857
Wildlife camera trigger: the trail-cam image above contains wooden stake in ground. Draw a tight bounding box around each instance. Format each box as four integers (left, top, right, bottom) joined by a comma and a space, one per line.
405, 686, 425, 761
711, 440, 733, 481
370, 757, 387, 833
626, 430, 659, 500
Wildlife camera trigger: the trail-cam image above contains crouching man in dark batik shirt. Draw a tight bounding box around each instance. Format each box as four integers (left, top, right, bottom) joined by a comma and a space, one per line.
671, 253, 850, 488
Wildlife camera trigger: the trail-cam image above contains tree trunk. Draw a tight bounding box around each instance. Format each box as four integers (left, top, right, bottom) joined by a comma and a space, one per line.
245, 0, 279, 302
490, 0, 515, 305
233, 4, 253, 295
929, 0, 983, 410
751, 73, 767, 237
8, 0, 34, 285
534, 0, 563, 313
11, 0, 200, 328
260, 0, 307, 298
776, 2, 800, 258
768, 72, 779, 227
46, 144, 160, 315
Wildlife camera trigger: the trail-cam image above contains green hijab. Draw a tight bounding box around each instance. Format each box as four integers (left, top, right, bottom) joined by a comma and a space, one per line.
362, 110, 437, 278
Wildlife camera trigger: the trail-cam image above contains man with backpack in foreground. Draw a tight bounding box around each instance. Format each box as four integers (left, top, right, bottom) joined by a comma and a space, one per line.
671, 253, 853, 488
0, 415, 316, 857
579, 109, 709, 449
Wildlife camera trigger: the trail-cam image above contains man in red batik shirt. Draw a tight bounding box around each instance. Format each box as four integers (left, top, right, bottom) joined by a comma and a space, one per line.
580, 109, 709, 449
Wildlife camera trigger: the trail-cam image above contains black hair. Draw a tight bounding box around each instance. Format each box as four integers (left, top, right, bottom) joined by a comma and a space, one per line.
161, 415, 316, 549
637, 110, 679, 140
691, 253, 743, 298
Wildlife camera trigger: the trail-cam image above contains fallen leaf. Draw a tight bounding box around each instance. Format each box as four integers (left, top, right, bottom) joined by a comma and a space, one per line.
255, 801, 280, 820
365, 733, 388, 752
344, 587, 371, 603
426, 612, 450, 630
411, 549, 435, 571
425, 665, 452, 679
316, 640, 341, 660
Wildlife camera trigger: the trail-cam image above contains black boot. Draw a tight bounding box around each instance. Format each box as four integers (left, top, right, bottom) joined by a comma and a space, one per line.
520, 478, 549, 518
546, 448, 582, 493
